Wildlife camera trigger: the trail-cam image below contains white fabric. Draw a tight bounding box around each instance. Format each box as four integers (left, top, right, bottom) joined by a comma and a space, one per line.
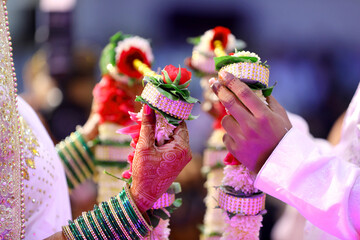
19, 97, 71, 240
255, 83, 360, 239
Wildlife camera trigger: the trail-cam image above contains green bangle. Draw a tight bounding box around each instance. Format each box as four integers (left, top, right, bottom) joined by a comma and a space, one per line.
118, 191, 147, 236
82, 212, 99, 240
62, 225, 76, 240
113, 195, 144, 238
94, 204, 117, 239
68, 221, 82, 240
63, 140, 89, 180
57, 147, 81, 185
109, 198, 137, 239
75, 131, 95, 160
67, 136, 93, 177
59, 142, 87, 183
77, 216, 94, 240
73, 219, 87, 239
110, 197, 140, 239
100, 202, 125, 240
124, 184, 152, 232
71, 132, 96, 173
90, 210, 107, 240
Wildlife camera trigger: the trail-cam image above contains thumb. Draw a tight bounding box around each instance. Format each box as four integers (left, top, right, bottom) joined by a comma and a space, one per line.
138, 104, 156, 149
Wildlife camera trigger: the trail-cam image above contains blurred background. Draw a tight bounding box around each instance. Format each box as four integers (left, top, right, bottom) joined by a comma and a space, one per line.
7, 0, 360, 239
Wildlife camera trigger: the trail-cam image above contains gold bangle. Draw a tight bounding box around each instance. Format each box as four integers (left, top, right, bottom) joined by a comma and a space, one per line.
62, 225, 75, 240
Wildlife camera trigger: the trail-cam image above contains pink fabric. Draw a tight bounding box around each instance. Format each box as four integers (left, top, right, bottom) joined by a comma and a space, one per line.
19, 97, 71, 240
255, 106, 360, 239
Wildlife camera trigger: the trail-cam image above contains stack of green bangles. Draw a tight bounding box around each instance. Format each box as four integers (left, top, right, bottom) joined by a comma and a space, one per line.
56, 130, 96, 189
62, 185, 153, 240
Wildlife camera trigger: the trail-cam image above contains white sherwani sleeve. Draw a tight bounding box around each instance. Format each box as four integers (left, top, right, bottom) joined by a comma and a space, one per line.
254, 113, 360, 240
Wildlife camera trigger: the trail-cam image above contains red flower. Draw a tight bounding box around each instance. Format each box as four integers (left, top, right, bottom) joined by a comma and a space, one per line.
117, 46, 151, 79
93, 76, 134, 125
210, 26, 231, 50
161, 64, 192, 87
224, 152, 240, 165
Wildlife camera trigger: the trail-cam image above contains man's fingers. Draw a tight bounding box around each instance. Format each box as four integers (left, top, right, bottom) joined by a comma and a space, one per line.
267, 96, 285, 116
222, 133, 238, 154
138, 104, 156, 149
211, 80, 253, 122
221, 115, 242, 141
218, 71, 269, 117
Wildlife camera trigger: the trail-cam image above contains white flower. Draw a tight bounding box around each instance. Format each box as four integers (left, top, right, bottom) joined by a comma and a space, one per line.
222, 165, 257, 195
115, 36, 154, 64
155, 112, 176, 146
233, 51, 261, 63
207, 129, 226, 148
148, 219, 170, 240
196, 29, 236, 54
221, 214, 263, 240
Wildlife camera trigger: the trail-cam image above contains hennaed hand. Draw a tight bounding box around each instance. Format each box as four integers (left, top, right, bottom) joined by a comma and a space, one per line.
130, 105, 192, 213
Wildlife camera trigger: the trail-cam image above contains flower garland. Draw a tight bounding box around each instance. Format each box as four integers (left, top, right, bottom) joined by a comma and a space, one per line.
187, 27, 246, 240
92, 32, 153, 202
214, 51, 271, 240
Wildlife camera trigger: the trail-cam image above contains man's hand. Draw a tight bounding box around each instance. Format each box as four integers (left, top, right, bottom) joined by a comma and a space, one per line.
211, 71, 292, 173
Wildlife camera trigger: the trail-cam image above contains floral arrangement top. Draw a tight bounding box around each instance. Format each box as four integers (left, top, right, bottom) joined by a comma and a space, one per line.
99, 31, 154, 84
93, 32, 153, 136
186, 26, 246, 75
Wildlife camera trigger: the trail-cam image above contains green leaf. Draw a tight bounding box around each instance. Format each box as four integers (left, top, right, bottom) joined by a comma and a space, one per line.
109, 32, 125, 44
227, 211, 236, 219
167, 182, 182, 194
177, 79, 191, 89
187, 36, 201, 45
172, 198, 182, 208
99, 43, 116, 75
148, 212, 160, 228
214, 55, 268, 71
156, 87, 179, 101
187, 114, 199, 120
173, 66, 181, 85
262, 86, 274, 97
153, 208, 170, 220
161, 70, 173, 84
135, 96, 183, 125
185, 95, 201, 104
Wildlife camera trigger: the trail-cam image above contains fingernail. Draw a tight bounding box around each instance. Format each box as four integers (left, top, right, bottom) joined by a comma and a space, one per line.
219, 70, 236, 85
210, 81, 221, 95
208, 77, 217, 86
143, 104, 152, 115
